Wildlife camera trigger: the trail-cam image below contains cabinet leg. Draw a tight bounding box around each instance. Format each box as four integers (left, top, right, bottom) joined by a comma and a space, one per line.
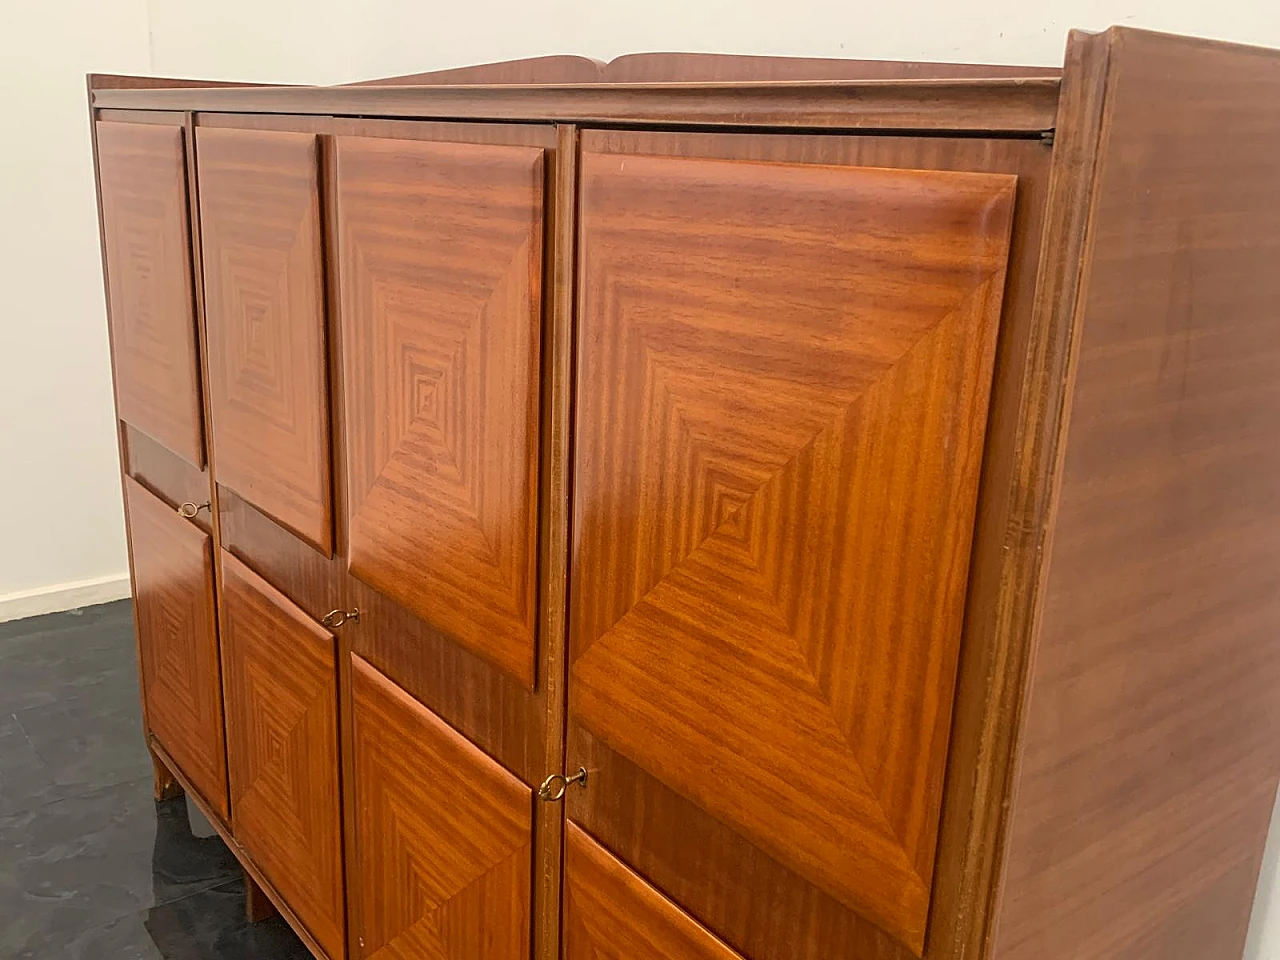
244, 868, 279, 924
151, 751, 183, 802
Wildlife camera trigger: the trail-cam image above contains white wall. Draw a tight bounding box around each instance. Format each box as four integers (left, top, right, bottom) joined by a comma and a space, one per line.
0, 0, 149, 619
3, 0, 1280, 954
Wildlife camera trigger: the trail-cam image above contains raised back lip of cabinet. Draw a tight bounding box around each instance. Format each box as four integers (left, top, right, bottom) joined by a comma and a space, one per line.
89, 76, 1061, 135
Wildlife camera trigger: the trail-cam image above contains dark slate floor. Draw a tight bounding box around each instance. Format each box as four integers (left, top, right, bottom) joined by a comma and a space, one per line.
0, 600, 311, 959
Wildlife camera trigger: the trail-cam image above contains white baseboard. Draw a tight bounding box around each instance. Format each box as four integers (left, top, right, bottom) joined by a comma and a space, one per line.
0, 573, 132, 624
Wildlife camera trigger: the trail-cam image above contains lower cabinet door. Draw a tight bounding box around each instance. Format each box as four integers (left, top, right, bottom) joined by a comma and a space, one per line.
125, 475, 228, 817
350, 655, 532, 960
564, 824, 741, 960
220, 553, 344, 957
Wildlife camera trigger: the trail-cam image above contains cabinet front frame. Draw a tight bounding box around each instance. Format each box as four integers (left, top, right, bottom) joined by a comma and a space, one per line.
93, 96, 1060, 960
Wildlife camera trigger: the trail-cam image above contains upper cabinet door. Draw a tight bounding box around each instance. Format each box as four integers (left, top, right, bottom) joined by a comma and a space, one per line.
97, 122, 204, 467
335, 136, 545, 686
569, 149, 1016, 953
197, 128, 333, 554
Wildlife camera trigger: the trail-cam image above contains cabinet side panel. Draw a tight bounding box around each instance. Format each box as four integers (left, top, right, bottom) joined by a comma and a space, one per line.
994, 27, 1280, 960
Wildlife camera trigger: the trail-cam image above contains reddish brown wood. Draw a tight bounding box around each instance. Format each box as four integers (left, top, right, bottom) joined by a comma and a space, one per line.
245, 867, 281, 923
197, 127, 333, 555
220, 552, 345, 958
336, 133, 545, 687
91, 78, 1061, 134
349, 55, 605, 85
349, 655, 532, 959
151, 750, 184, 802
603, 51, 1060, 81
564, 824, 743, 960
569, 142, 1014, 952
992, 27, 1280, 960
147, 738, 334, 960
123, 424, 214, 535
97, 121, 204, 466
124, 475, 227, 818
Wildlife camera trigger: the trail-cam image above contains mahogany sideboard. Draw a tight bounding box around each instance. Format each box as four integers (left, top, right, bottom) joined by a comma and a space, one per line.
87, 25, 1280, 960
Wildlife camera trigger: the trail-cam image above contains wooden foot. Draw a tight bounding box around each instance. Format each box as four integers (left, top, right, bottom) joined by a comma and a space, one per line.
244, 868, 279, 924
152, 751, 183, 802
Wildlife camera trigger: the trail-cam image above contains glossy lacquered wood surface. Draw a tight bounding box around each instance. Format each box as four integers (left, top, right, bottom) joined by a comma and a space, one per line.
197, 127, 334, 555
349, 656, 532, 960
220, 553, 344, 959
564, 824, 742, 960
992, 27, 1280, 960
123, 424, 213, 534
97, 121, 205, 467
92, 78, 1060, 135
124, 476, 227, 818
336, 134, 544, 687
571, 146, 1013, 951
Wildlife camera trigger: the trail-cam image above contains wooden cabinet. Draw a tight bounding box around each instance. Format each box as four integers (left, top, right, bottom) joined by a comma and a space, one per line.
124, 476, 226, 816
220, 553, 344, 958
91, 28, 1280, 960
97, 121, 205, 468
197, 127, 333, 554
349, 656, 532, 959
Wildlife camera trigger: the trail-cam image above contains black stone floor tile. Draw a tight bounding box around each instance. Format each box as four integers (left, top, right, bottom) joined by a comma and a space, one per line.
0, 599, 310, 959
0, 715, 61, 818
0, 782, 240, 957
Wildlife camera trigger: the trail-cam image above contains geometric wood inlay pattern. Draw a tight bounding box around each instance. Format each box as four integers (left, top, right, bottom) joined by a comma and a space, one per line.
570, 151, 1016, 952
336, 136, 545, 686
564, 823, 743, 960
124, 475, 227, 817
198, 128, 333, 554
220, 552, 344, 958
350, 655, 532, 960
97, 122, 205, 467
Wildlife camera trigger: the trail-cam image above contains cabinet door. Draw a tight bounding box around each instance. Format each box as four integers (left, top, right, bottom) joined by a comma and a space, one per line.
564, 824, 741, 960
350, 655, 532, 959
97, 122, 204, 467
125, 475, 226, 816
335, 135, 544, 686
220, 553, 344, 958
569, 148, 1015, 954
197, 128, 333, 554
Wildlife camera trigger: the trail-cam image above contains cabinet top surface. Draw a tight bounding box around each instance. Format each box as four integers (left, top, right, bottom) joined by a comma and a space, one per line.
89, 53, 1062, 134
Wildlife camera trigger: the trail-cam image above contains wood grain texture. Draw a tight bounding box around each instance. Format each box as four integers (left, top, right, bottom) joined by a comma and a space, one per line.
564, 824, 742, 960
349, 55, 605, 85
123, 423, 214, 534
336, 134, 545, 686
992, 27, 1280, 960
197, 127, 333, 554
603, 52, 1060, 81
220, 552, 344, 959
91, 79, 1060, 134
570, 145, 1015, 951
245, 867, 281, 923
566, 128, 1050, 960
97, 121, 204, 466
124, 475, 227, 818
147, 738, 332, 960
350, 655, 532, 960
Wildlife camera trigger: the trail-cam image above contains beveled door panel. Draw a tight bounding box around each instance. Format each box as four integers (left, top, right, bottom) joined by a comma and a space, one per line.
220, 553, 343, 958
350, 655, 532, 960
198, 127, 333, 554
564, 824, 742, 960
569, 150, 1015, 952
125, 475, 226, 816
97, 121, 204, 467
336, 135, 544, 686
